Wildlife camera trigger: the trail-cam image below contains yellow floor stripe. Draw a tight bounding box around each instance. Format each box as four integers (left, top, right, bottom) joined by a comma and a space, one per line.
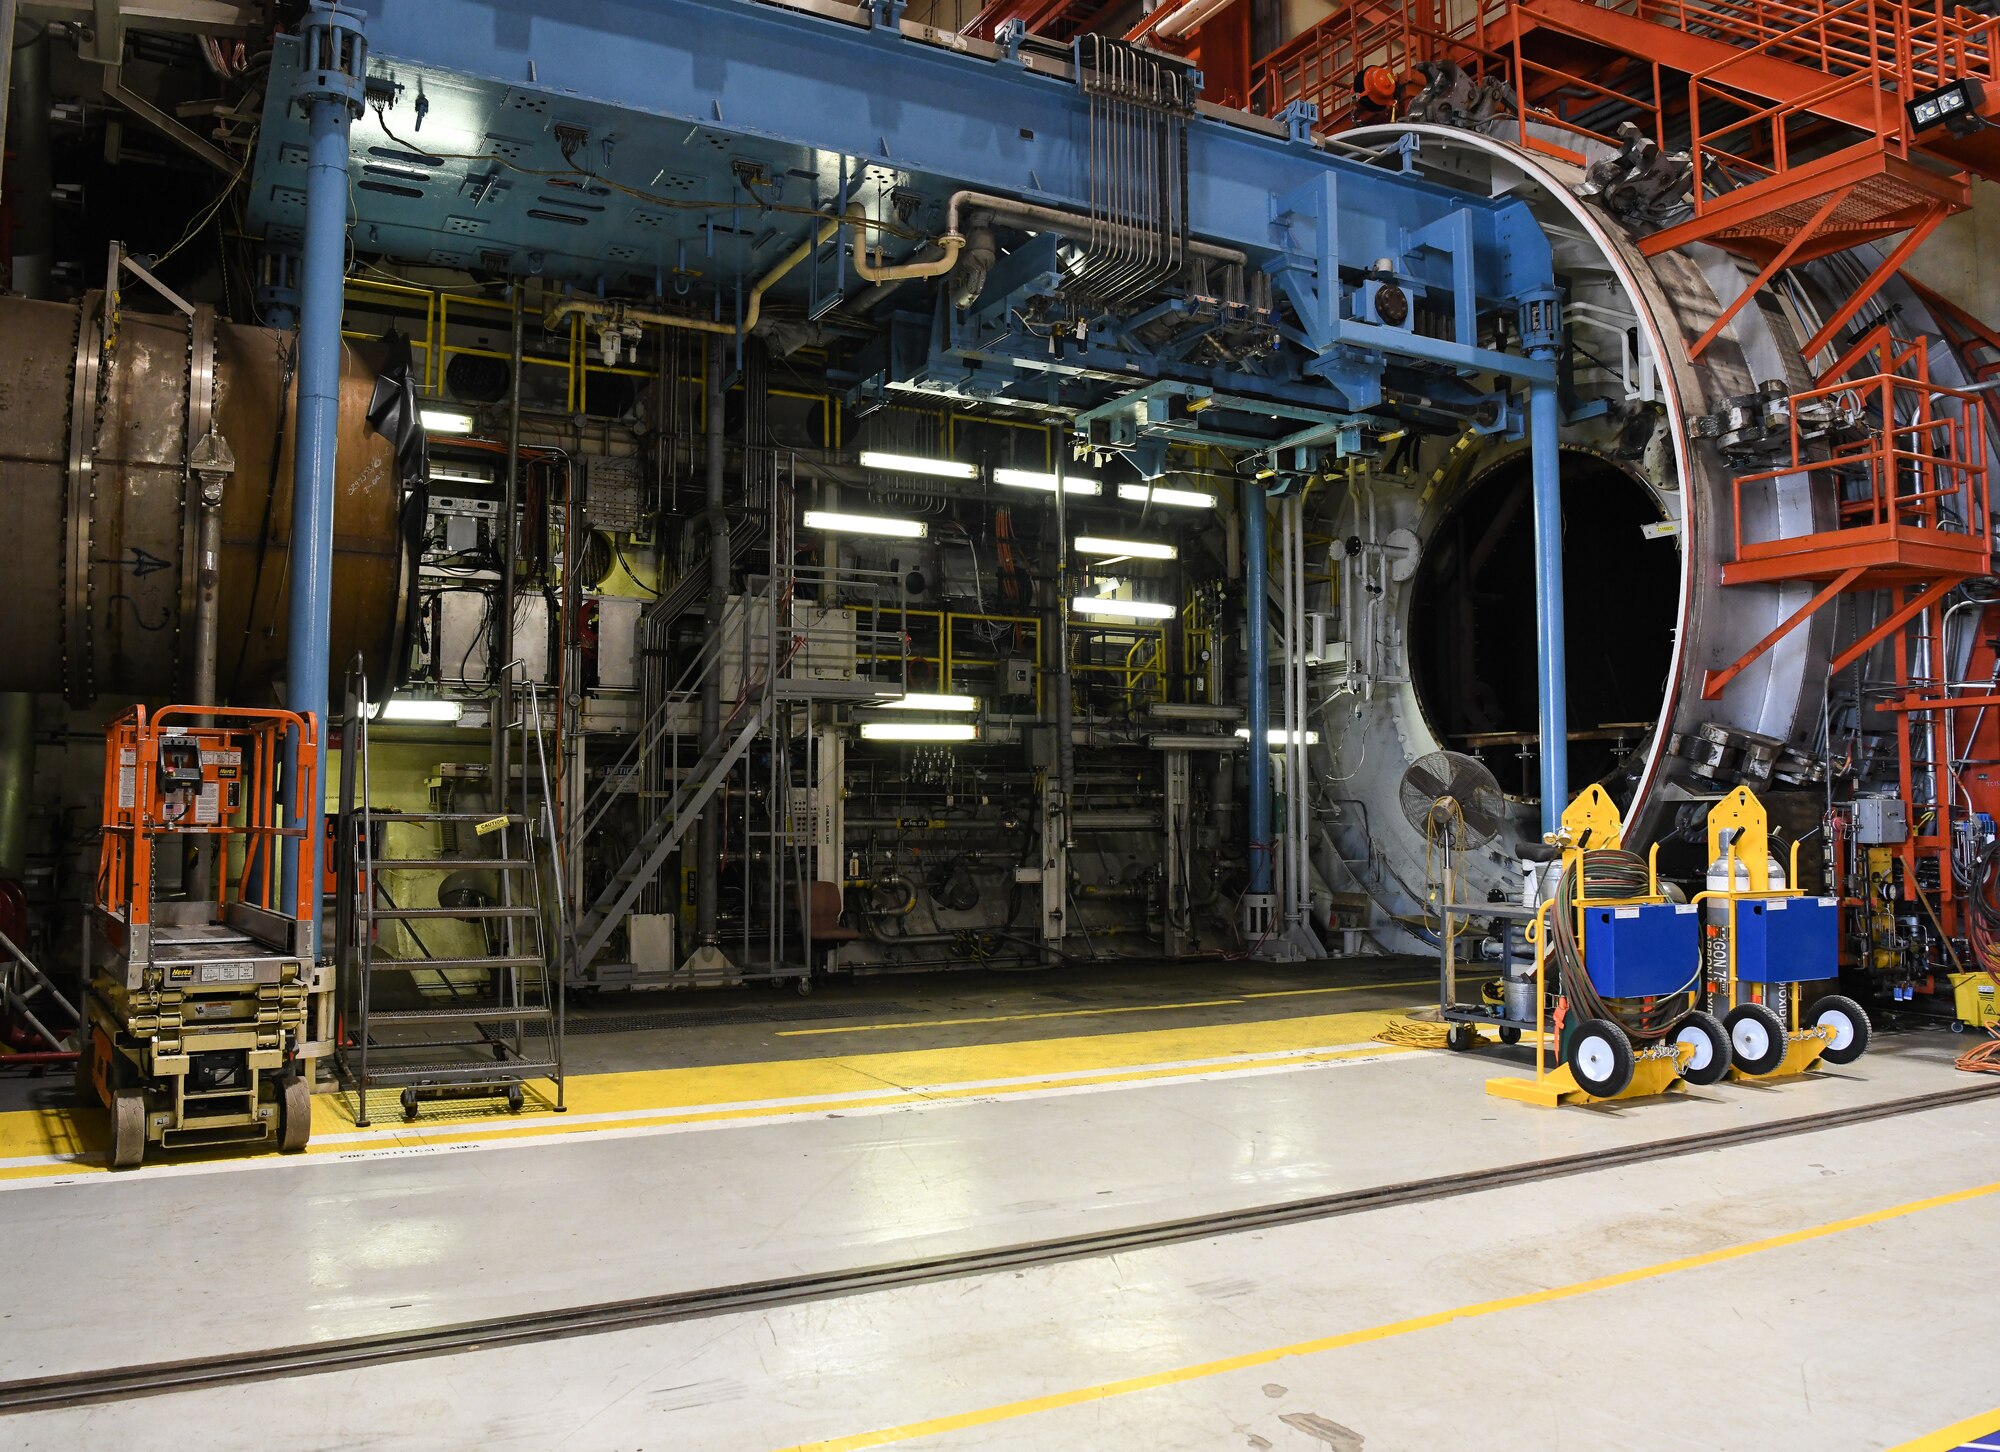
0, 1004, 1421, 1176
1885, 1406, 2000, 1452
771, 1177, 2000, 1452
781, 979, 1434, 1037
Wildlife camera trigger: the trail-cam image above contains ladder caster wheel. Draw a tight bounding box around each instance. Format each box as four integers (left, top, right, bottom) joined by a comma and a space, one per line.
278, 1075, 312, 1153
796, 976, 814, 997
110, 1088, 146, 1170
1497, 1026, 1522, 1046
1951, 1018, 1968, 1034
1807, 994, 1871, 1065
506, 1084, 525, 1114
493, 1042, 510, 1062
1445, 1022, 1476, 1051
1566, 1017, 1634, 1098
1724, 1002, 1787, 1076
400, 1087, 420, 1121
1672, 1009, 1732, 1086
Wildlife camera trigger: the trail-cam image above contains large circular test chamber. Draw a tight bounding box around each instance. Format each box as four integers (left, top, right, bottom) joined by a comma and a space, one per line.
0, 297, 410, 706
1318, 124, 1978, 941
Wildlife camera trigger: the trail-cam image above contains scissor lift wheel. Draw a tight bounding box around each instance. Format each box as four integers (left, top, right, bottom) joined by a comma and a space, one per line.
110, 1089, 146, 1170
278, 1077, 312, 1153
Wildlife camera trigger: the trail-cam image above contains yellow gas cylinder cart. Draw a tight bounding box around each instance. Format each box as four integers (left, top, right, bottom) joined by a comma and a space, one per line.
1693, 787, 1868, 1080
1488, 786, 1724, 1106
82, 706, 319, 1168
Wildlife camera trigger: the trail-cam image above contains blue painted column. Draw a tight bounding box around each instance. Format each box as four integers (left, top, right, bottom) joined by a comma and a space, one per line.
1519, 284, 1568, 836
1243, 479, 1272, 897
286, 3, 366, 954
1528, 375, 1567, 834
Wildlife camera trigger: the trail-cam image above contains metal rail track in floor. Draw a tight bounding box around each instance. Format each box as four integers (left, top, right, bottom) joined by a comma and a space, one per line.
6, 1078, 1998, 1414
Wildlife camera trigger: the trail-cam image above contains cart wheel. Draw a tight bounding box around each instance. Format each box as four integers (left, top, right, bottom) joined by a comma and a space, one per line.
492, 1042, 511, 1062
506, 1084, 525, 1114
796, 975, 814, 998
110, 1089, 146, 1170
1671, 1009, 1732, 1086
1724, 1002, 1788, 1077
1951, 1018, 1968, 1034
1444, 1022, 1477, 1051
278, 1075, 312, 1153
1566, 1017, 1634, 1098
1807, 994, 1872, 1066
1497, 1026, 1523, 1046
400, 1087, 420, 1122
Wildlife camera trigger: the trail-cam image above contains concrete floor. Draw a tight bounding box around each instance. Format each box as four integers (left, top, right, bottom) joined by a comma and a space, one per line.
2, 963, 1996, 1449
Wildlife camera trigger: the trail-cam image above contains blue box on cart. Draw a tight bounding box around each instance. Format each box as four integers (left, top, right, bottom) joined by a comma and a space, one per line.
1581, 901, 1700, 999
1728, 895, 1839, 984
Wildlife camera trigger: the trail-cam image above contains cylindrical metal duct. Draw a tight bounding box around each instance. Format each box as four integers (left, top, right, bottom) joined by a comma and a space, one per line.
0, 297, 408, 704
6, 20, 53, 299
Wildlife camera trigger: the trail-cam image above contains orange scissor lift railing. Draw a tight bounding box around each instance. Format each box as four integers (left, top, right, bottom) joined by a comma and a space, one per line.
1701, 325, 1992, 700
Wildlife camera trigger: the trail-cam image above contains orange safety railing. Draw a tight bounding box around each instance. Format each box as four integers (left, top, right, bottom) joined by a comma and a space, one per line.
1727, 326, 1990, 566
97, 706, 319, 931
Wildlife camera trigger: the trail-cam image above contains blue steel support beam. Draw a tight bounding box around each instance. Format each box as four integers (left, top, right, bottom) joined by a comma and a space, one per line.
1242, 479, 1271, 899
328, 0, 1554, 303
288, 2, 366, 954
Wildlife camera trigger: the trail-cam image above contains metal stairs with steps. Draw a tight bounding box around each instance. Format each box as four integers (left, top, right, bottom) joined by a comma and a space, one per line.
333, 672, 568, 1125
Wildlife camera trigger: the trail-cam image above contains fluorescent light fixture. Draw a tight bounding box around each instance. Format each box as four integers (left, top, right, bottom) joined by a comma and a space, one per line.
1118, 482, 1216, 509
995, 467, 1103, 497
429, 465, 494, 485
421, 408, 475, 434
859, 721, 978, 742
859, 450, 977, 480
803, 509, 929, 539
1071, 595, 1176, 621
1235, 727, 1321, 746
370, 698, 465, 723
881, 693, 979, 712
1074, 535, 1178, 560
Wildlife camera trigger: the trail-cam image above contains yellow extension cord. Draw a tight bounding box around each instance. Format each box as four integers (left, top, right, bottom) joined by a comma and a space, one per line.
1374, 981, 1508, 1050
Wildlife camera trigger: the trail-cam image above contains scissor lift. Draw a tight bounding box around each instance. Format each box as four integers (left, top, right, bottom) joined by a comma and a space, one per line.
83, 706, 320, 1168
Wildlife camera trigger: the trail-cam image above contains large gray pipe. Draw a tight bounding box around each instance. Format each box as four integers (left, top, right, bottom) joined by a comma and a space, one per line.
694, 336, 727, 949
7, 18, 50, 298
1, 19, 50, 888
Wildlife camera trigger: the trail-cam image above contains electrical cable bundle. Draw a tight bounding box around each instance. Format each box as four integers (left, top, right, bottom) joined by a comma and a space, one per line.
1954, 843, 2000, 1074
1548, 849, 1694, 1042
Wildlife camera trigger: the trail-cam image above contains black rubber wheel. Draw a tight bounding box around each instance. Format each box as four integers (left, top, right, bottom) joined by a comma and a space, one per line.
492, 1042, 510, 1061
1807, 994, 1872, 1066
796, 976, 814, 997
278, 1075, 312, 1153
1445, 1022, 1477, 1052
400, 1087, 420, 1122
505, 1084, 525, 1114
1671, 1009, 1732, 1086
1952, 1018, 1968, 1034
1725, 1002, 1788, 1077
1565, 1017, 1634, 1098
1497, 1025, 1523, 1046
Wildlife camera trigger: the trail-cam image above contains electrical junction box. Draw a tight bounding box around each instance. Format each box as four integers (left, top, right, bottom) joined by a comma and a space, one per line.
1581, 901, 1699, 999
1000, 656, 1035, 697
1853, 796, 1908, 844
1728, 896, 1839, 984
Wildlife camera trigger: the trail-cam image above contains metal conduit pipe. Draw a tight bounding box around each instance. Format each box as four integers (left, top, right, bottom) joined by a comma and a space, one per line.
544, 214, 843, 337
843, 204, 964, 282
695, 336, 727, 952
1072, 811, 1162, 831
1149, 0, 1240, 41
944, 191, 1247, 269
7, 16, 51, 299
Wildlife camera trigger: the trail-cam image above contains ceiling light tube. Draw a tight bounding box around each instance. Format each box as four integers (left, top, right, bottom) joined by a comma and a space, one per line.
1118, 482, 1215, 509
371, 698, 465, 722
858, 721, 979, 742
881, 693, 979, 711
1073, 536, 1178, 560
421, 408, 475, 434
1071, 596, 1176, 621
995, 467, 1103, 497
803, 509, 929, 539
428, 465, 494, 485
859, 450, 977, 480
1235, 727, 1320, 746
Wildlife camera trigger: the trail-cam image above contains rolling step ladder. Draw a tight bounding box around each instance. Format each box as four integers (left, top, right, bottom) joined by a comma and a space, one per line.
333, 671, 568, 1125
